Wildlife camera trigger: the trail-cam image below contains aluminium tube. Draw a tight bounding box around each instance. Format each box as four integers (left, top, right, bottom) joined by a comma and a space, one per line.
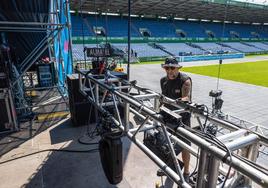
169, 132, 228, 177
110, 117, 191, 188
217, 129, 248, 142
207, 157, 221, 188
132, 93, 159, 100
76, 76, 188, 187
77, 73, 165, 125
15, 101, 67, 110
79, 73, 268, 185
176, 127, 268, 187
129, 88, 262, 142
162, 97, 239, 131
112, 94, 123, 127
196, 150, 208, 188
12, 29, 61, 87
225, 134, 259, 151
129, 124, 157, 134
124, 102, 130, 131
164, 96, 268, 144
0, 21, 64, 26
0, 27, 51, 32
113, 90, 165, 124
129, 104, 228, 177
129, 107, 155, 126
132, 116, 150, 138
25, 86, 60, 91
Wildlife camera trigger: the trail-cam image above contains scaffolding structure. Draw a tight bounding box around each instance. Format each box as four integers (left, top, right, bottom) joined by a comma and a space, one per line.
77, 69, 268, 188
0, 0, 72, 129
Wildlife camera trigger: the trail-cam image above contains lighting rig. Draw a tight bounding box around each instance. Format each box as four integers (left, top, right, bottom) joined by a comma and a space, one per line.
75, 49, 268, 188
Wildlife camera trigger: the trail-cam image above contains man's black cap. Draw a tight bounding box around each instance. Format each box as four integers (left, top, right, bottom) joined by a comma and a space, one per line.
161, 57, 182, 69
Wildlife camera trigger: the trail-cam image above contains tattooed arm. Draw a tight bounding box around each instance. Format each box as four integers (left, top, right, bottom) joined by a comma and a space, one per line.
181, 79, 191, 101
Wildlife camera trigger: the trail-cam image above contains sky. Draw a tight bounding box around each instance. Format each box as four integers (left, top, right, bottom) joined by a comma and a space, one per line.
235, 0, 268, 5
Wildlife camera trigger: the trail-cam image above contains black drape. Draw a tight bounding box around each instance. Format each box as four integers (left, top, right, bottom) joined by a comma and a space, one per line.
0, 0, 50, 68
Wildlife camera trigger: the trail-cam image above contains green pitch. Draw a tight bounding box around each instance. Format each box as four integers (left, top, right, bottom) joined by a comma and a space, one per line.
181, 61, 268, 88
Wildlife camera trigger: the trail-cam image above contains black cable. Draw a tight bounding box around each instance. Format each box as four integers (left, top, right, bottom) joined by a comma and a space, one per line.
172, 121, 267, 178
216, 0, 228, 91
208, 134, 232, 188
259, 150, 268, 156
159, 103, 265, 185
222, 163, 232, 187
0, 148, 99, 165
216, 59, 222, 91
180, 125, 233, 187
77, 100, 100, 145
202, 104, 209, 130
189, 148, 200, 178
198, 130, 233, 188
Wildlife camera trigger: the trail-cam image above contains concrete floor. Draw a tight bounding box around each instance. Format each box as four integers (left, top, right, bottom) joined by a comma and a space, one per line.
0, 116, 186, 188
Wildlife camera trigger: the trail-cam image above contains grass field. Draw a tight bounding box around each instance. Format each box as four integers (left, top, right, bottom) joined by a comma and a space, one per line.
137, 61, 163, 65
181, 61, 268, 87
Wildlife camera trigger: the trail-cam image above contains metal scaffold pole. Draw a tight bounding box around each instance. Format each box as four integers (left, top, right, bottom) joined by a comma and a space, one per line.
76, 69, 268, 188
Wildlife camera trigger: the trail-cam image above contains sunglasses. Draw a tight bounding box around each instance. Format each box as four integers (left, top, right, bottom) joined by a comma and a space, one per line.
164, 67, 176, 70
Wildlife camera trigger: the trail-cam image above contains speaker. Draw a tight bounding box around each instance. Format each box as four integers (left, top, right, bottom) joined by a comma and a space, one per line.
0, 50, 10, 89
71, 102, 95, 127
0, 72, 9, 88
0, 94, 10, 131
99, 131, 123, 185
67, 74, 95, 126
0, 89, 17, 132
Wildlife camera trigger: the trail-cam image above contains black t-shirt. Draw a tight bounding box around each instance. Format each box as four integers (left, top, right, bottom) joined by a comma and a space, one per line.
160, 72, 190, 100
160, 72, 191, 127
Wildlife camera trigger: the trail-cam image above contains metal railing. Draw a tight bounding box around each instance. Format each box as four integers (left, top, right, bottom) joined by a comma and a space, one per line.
77, 69, 268, 188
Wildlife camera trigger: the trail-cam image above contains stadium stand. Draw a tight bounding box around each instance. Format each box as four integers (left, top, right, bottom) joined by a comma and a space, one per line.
192, 42, 238, 53
71, 14, 268, 59
71, 15, 268, 39
225, 24, 255, 38
73, 43, 168, 60
71, 16, 94, 37
201, 22, 226, 38
112, 43, 168, 57
244, 42, 268, 51
72, 44, 97, 60
159, 43, 205, 55
174, 20, 207, 38
222, 42, 265, 53
131, 18, 175, 37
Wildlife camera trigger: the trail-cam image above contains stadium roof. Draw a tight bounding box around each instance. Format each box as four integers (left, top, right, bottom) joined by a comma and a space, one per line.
70, 0, 268, 24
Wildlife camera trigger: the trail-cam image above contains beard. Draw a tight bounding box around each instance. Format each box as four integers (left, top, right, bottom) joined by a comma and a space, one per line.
167, 72, 178, 80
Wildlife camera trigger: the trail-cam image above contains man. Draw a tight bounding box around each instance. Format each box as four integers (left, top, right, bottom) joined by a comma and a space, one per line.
160, 57, 192, 183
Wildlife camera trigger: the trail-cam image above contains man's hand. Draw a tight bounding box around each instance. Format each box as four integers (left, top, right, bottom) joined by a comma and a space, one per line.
181, 79, 191, 101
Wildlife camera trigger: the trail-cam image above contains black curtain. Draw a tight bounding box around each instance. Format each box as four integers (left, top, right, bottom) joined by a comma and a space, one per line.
0, 0, 50, 68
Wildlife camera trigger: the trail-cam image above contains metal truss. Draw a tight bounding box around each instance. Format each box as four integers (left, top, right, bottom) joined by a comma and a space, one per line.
0, 0, 72, 124
77, 69, 268, 188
